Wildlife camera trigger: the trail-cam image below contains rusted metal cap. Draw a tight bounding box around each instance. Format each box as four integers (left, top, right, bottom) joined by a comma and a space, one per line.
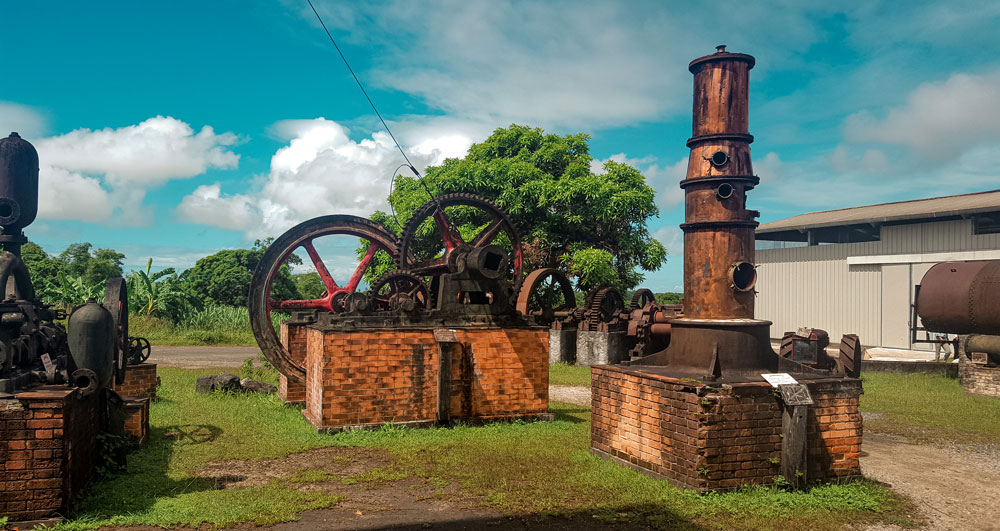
688, 45, 755, 73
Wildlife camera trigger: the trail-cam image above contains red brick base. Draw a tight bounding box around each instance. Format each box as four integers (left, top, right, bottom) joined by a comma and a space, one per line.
1, 386, 100, 520
279, 323, 308, 405
114, 363, 158, 400
300, 327, 549, 431
591, 366, 863, 491
122, 397, 150, 445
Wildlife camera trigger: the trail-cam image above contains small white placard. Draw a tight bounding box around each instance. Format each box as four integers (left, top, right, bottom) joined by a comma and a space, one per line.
761, 373, 798, 387
40, 353, 54, 372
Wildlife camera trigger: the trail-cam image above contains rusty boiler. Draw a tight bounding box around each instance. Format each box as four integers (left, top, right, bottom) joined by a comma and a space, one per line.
632, 47, 858, 381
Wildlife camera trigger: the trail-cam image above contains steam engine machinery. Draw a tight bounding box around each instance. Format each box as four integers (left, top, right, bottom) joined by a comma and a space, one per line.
0, 132, 132, 397
0, 132, 156, 522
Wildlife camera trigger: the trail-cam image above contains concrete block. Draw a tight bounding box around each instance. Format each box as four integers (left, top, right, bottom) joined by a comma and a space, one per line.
575, 331, 628, 366
549, 329, 577, 364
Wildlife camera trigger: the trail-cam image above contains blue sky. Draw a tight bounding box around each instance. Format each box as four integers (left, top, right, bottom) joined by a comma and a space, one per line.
2, 0, 999, 291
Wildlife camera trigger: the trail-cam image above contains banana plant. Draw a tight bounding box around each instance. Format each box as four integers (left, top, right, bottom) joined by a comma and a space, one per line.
127, 258, 193, 322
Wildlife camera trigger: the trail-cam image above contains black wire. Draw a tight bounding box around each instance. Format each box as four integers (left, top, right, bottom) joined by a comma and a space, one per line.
305, 0, 437, 204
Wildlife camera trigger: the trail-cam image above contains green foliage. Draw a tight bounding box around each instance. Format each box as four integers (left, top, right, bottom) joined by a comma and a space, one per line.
126, 258, 196, 323
181, 242, 300, 308
291, 272, 325, 299
42, 271, 106, 306
655, 291, 683, 305
94, 432, 134, 478
128, 305, 284, 346
241, 352, 278, 382
59, 242, 125, 285
21, 241, 67, 290
371, 124, 666, 290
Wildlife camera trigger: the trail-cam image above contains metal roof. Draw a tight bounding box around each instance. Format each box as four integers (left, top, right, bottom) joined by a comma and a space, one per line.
757, 189, 1000, 238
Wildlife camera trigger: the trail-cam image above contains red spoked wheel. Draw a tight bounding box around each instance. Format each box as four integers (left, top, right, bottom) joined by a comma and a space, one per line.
249, 215, 398, 382
397, 193, 523, 286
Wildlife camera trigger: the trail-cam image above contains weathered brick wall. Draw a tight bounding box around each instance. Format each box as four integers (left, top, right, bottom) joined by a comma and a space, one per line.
591, 366, 862, 491
302, 327, 548, 431
0, 386, 99, 521
279, 322, 308, 404
122, 397, 150, 444
958, 356, 1000, 397
114, 363, 158, 400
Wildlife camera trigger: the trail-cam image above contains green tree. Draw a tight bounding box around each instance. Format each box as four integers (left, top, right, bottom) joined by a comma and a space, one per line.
127, 258, 196, 322
21, 242, 67, 291
371, 124, 666, 290
181, 241, 300, 308
58, 242, 125, 284
292, 272, 326, 299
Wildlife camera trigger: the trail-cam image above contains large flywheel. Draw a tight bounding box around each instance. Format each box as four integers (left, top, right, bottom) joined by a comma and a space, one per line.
397, 193, 523, 288
249, 215, 399, 382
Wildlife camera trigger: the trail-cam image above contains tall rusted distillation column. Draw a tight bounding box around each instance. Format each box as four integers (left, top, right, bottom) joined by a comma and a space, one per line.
683, 45, 758, 318
636, 46, 802, 380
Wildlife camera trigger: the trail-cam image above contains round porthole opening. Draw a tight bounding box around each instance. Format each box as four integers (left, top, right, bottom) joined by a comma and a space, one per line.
716, 183, 734, 200
710, 151, 729, 167
729, 261, 756, 292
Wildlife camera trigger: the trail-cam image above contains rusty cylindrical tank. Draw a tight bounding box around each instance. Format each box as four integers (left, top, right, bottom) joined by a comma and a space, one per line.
0, 132, 39, 239
682, 46, 759, 319
917, 261, 1000, 335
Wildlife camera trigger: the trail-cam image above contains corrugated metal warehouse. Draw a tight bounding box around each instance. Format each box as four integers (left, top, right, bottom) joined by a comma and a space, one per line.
755, 190, 1000, 349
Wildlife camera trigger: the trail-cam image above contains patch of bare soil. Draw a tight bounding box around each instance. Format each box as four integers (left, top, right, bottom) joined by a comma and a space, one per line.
549, 384, 591, 407
861, 434, 1000, 531
193, 445, 645, 531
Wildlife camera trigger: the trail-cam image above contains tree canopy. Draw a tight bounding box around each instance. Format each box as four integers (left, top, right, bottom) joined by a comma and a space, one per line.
180, 240, 300, 308
370, 124, 666, 290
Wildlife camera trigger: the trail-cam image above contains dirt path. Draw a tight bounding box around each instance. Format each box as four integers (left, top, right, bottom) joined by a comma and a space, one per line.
148, 345, 260, 369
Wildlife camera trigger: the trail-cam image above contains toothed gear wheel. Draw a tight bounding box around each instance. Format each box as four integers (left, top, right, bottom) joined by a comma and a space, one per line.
630, 288, 656, 311
369, 270, 431, 313
586, 286, 624, 330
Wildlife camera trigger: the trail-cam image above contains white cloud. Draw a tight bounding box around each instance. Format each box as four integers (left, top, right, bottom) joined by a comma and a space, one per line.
593, 152, 686, 210
179, 118, 473, 237
754, 152, 788, 183
843, 70, 1000, 163
37, 165, 111, 223
0, 102, 47, 138
37, 116, 239, 185
652, 225, 683, 257
27, 116, 241, 226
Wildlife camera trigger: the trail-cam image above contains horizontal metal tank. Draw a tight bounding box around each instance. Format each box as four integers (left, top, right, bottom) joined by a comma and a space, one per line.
916, 261, 1000, 335
68, 301, 116, 389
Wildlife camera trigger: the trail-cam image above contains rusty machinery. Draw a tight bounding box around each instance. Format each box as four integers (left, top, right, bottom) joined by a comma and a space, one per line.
915, 260, 1000, 365
0, 132, 142, 398
620, 47, 861, 381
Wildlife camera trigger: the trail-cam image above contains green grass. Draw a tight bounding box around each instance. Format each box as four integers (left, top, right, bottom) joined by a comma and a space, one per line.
860, 372, 1000, 445
549, 362, 591, 387
58, 368, 905, 530
129, 305, 287, 346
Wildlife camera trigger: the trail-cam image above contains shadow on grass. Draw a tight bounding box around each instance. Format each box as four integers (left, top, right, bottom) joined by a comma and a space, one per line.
281, 502, 708, 530
550, 403, 589, 423
70, 424, 224, 518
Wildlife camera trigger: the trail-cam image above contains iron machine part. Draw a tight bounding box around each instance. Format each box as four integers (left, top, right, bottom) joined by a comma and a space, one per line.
397, 193, 523, 312
368, 270, 431, 313
916, 260, 1000, 336
625, 48, 859, 381
248, 215, 400, 382
128, 336, 152, 365
104, 277, 129, 385
515, 268, 577, 324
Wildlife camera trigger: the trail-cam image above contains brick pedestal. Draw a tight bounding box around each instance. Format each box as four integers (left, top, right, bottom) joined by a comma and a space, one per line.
958, 355, 1000, 397
1, 386, 100, 521
301, 327, 549, 432
114, 363, 158, 400
591, 365, 863, 492
122, 397, 150, 444
279, 323, 308, 404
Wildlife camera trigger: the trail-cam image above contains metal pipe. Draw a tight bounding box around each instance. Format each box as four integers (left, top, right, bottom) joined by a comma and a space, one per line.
964, 334, 1000, 357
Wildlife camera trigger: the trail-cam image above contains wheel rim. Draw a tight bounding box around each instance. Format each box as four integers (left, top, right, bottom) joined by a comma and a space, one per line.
104, 277, 128, 385
248, 215, 399, 382
516, 268, 576, 320
397, 193, 523, 288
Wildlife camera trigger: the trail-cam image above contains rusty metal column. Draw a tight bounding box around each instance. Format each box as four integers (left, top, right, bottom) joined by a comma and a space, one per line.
681, 46, 759, 320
